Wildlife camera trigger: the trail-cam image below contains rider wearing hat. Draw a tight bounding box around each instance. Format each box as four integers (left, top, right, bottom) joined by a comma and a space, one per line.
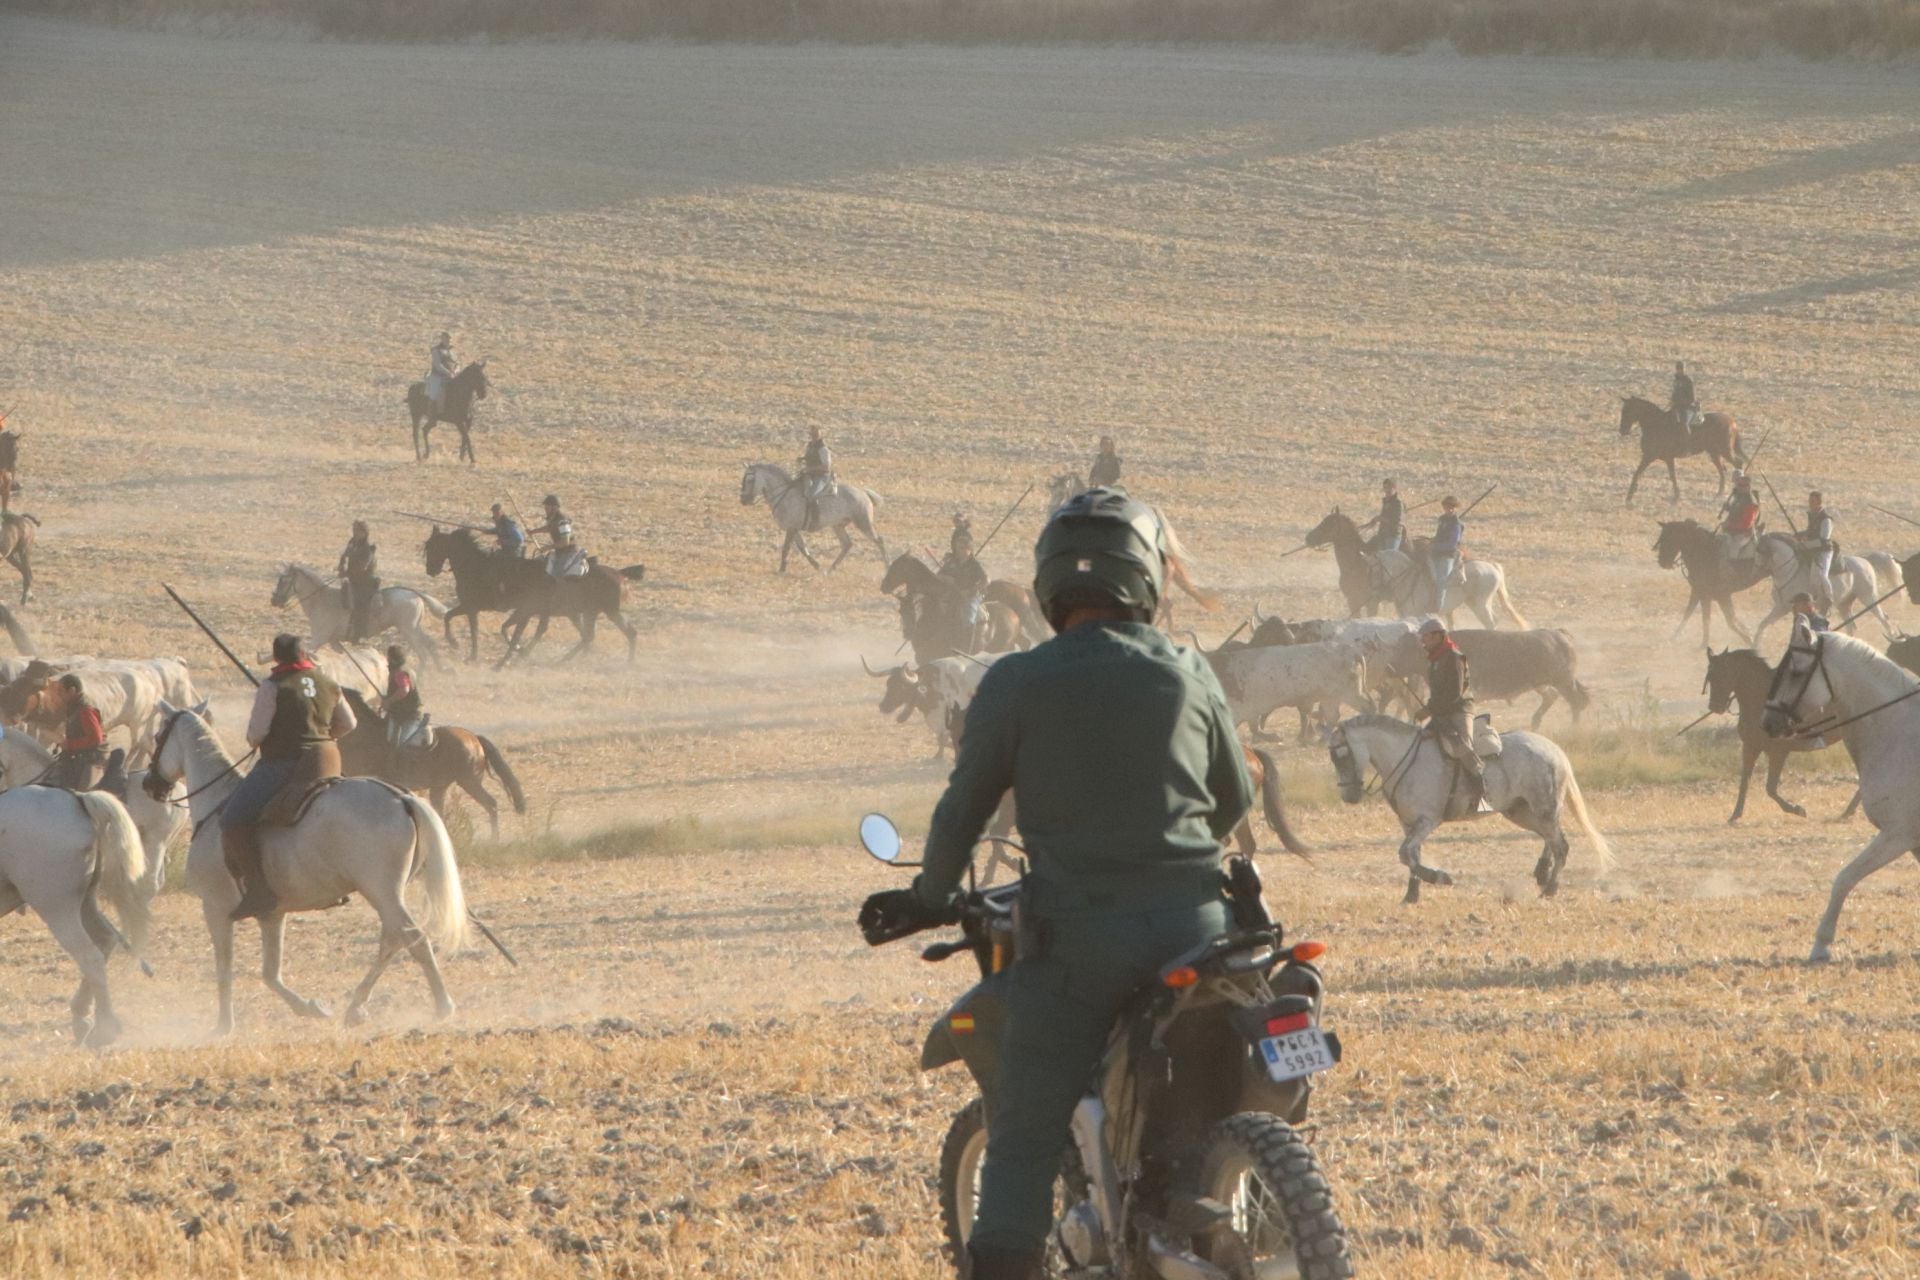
859, 486, 1251, 1280
223, 634, 356, 922
939, 513, 988, 629
49, 673, 108, 791
1420, 618, 1483, 789
530, 495, 586, 577
426, 331, 457, 414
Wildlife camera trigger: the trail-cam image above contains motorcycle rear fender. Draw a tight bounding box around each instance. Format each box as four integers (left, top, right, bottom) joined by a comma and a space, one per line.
921, 971, 1010, 1095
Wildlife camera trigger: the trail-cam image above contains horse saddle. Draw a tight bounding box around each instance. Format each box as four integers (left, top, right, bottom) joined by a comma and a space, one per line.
1471, 713, 1503, 758
259, 743, 344, 828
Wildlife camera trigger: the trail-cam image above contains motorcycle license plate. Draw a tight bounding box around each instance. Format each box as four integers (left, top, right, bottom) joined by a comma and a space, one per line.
1260, 1027, 1335, 1083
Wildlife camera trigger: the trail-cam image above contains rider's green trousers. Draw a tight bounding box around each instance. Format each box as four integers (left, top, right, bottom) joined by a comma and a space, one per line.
970, 895, 1231, 1256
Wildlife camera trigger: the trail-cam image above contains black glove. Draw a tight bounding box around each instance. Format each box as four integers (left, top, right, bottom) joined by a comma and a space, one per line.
858, 888, 955, 947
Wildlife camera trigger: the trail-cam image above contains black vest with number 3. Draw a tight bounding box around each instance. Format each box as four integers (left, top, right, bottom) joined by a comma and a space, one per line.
261, 667, 340, 762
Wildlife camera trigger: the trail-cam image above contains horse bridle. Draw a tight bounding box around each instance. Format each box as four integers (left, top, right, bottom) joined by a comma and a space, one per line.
1332, 722, 1425, 808
1763, 629, 1829, 727
145, 708, 254, 808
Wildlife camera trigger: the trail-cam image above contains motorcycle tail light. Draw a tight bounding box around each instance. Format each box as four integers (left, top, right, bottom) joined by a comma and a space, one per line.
1162, 966, 1200, 990
1289, 941, 1327, 963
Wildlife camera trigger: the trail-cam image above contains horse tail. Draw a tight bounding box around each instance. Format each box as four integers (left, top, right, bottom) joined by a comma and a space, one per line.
403, 588, 450, 619
77, 791, 150, 958
617, 564, 646, 582
1567, 680, 1593, 717
402, 795, 470, 954
1493, 571, 1531, 630
0, 602, 36, 654
1251, 748, 1311, 858
1559, 765, 1615, 874
477, 736, 528, 815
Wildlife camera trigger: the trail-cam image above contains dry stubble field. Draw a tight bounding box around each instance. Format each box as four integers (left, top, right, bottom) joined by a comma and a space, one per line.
2, 17, 1919, 1277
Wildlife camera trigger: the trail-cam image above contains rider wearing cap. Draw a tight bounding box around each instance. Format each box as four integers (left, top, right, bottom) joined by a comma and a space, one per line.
382, 644, 430, 760
1429, 496, 1464, 609
1670, 360, 1699, 429
1361, 478, 1404, 554
1420, 618, 1483, 789
1803, 491, 1836, 612
489, 503, 525, 558
222, 634, 356, 921
858, 487, 1252, 1280
1789, 591, 1830, 634
426, 331, 456, 414
337, 520, 380, 643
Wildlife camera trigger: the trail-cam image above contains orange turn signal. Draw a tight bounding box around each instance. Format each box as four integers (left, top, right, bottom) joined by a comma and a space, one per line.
1162, 966, 1200, 990
1290, 941, 1328, 963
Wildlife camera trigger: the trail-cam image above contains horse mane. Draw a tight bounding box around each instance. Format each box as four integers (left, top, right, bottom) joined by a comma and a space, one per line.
435, 526, 483, 551
1623, 395, 1660, 412
341, 686, 381, 725
1340, 712, 1416, 734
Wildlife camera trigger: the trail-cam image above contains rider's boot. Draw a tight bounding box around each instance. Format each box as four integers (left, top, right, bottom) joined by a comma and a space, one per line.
965, 1246, 1044, 1280
223, 826, 279, 921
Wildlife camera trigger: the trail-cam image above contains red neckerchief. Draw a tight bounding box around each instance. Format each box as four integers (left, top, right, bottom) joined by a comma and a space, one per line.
1425, 637, 1461, 657
270, 659, 316, 677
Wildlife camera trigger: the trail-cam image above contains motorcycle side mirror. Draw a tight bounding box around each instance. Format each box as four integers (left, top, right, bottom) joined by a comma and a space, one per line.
859, 813, 914, 865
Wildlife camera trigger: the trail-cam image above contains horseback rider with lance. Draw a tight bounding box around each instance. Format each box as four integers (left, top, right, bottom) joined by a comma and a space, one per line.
0, 411, 21, 513
938, 512, 989, 629
1790, 591, 1830, 634
382, 645, 431, 763
1803, 490, 1836, 612
223, 634, 356, 921
1360, 477, 1404, 553
337, 520, 380, 642
1428, 495, 1464, 609
426, 331, 457, 415
798, 427, 834, 531
1419, 618, 1485, 797
1719, 470, 1760, 564
859, 486, 1251, 1280
489, 502, 525, 558
1669, 360, 1700, 429
529, 494, 587, 577
1088, 434, 1122, 489
48, 674, 108, 791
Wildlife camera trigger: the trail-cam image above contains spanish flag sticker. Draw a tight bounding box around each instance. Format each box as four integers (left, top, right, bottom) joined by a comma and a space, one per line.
950, 1013, 976, 1034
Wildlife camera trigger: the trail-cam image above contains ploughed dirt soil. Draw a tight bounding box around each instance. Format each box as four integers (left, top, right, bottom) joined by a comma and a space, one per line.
1, 16, 1917, 1277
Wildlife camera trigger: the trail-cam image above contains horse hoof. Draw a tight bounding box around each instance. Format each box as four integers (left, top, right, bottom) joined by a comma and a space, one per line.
1431, 871, 1455, 887
1806, 947, 1832, 966
1787, 805, 1807, 819
434, 1002, 456, 1022
302, 1001, 333, 1021
83, 1018, 121, 1048
1541, 881, 1561, 899
344, 1005, 369, 1028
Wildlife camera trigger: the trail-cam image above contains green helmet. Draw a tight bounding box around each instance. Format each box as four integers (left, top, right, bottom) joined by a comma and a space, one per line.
1033, 487, 1167, 624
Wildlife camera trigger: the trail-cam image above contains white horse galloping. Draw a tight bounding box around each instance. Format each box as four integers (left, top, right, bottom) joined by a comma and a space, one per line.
272, 564, 450, 667
1749, 534, 1893, 645
0, 786, 149, 1045
739, 462, 886, 573
1762, 623, 1920, 963
145, 699, 470, 1035
1328, 714, 1613, 905
1373, 550, 1529, 630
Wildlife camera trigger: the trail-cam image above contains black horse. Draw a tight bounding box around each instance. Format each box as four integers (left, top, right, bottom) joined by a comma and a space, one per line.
1618, 396, 1743, 504
406, 361, 489, 464
424, 527, 642, 666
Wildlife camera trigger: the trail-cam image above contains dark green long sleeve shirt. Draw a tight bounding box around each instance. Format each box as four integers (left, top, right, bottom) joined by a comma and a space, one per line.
912, 621, 1253, 915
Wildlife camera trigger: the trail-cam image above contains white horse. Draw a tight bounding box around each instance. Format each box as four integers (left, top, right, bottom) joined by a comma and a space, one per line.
1749, 534, 1893, 645
1328, 714, 1612, 905
1761, 623, 1920, 962
1370, 549, 1529, 630
0, 786, 149, 1045
0, 726, 183, 899
272, 564, 450, 666
145, 699, 470, 1035
739, 462, 886, 573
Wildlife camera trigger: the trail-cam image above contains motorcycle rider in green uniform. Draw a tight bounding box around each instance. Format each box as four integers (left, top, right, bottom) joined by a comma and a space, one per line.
860, 487, 1253, 1280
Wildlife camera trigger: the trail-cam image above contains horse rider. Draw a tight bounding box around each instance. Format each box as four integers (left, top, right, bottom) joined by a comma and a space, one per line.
223, 634, 356, 922
1718, 470, 1761, 564
426, 331, 457, 415
489, 502, 525, 558
0, 412, 21, 513
1428, 495, 1464, 610
798, 427, 834, 531
48, 674, 108, 791
1419, 618, 1486, 804
337, 520, 380, 642
382, 645, 432, 763
1790, 591, 1831, 634
858, 486, 1251, 1280
531, 494, 588, 578
1088, 434, 1123, 489
939, 513, 988, 630
1669, 360, 1700, 429
1360, 477, 1404, 553
1803, 490, 1836, 612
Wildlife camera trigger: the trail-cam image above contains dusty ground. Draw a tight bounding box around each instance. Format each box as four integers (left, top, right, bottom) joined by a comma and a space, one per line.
2, 16, 1918, 1277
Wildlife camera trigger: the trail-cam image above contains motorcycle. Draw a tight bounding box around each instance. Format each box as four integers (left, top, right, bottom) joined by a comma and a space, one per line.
856, 813, 1352, 1280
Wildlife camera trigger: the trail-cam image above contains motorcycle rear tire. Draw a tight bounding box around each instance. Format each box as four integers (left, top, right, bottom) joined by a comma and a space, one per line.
1195, 1112, 1353, 1280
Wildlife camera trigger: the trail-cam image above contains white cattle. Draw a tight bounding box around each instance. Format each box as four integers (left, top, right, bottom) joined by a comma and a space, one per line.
1204, 639, 1372, 734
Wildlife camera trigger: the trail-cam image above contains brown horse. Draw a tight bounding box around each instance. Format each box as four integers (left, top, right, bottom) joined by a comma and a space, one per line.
338, 690, 527, 838
1703, 648, 1836, 823
0, 512, 39, 603
1654, 519, 1766, 646
1619, 396, 1742, 504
